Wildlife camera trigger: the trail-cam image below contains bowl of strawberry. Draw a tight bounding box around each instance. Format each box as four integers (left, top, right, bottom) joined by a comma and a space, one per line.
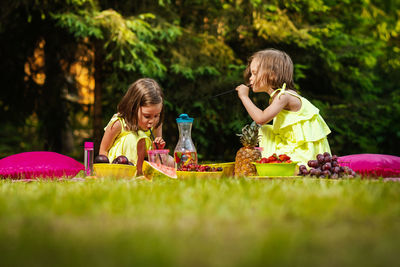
252, 153, 298, 177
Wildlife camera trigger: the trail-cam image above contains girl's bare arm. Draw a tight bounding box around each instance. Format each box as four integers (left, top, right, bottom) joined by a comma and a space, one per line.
152, 123, 166, 149
99, 120, 122, 156
136, 138, 146, 175
237, 88, 288, 125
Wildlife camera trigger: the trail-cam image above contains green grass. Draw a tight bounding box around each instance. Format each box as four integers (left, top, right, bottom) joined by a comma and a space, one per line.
1, 177, 400, 267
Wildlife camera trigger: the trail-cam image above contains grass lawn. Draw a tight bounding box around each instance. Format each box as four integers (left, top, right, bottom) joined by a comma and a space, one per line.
0, 177, 399, 267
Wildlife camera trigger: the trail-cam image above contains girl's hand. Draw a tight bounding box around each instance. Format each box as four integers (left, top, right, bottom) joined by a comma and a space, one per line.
236, 84, 250, 99
153, 137, 166, 149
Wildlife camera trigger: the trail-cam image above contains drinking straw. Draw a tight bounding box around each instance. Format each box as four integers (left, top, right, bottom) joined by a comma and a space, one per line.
149, 129, 163, 164
208, 84, 251, 99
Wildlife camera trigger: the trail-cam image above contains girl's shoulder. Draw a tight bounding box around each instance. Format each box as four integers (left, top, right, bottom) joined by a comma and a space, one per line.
110, 119, 122, 130
105, 113, 125, 132
270, 86, 299, 102
279, 89, 301, 100
271, 89, 301, 110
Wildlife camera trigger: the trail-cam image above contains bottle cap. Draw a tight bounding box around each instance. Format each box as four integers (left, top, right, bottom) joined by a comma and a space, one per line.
84, 142, 94, 149
176, 114, 194, 123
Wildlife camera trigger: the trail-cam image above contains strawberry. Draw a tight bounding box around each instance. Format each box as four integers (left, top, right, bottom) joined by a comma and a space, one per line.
279, 154, 291, 162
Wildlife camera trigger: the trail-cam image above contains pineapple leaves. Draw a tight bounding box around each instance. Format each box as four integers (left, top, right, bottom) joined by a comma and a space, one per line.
237, 121, 261, 147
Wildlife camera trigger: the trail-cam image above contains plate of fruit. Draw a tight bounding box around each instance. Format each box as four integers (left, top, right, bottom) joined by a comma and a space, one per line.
251, 153, 298, 177
177, 163, 224, 179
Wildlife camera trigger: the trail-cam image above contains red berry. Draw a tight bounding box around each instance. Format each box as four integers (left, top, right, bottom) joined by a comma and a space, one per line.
279, 154, 291, 162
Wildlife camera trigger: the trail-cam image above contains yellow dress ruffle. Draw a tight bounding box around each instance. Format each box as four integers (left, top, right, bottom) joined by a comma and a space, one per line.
259, 89, 331, 166
105, 114, 152, 164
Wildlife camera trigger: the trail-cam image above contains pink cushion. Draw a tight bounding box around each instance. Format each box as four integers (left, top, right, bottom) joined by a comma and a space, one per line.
0, 151, 84, 179
338, 154, 400, 178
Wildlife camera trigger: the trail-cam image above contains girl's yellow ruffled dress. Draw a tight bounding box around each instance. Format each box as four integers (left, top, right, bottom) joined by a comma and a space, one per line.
105, 114, 153, 164
259, 87, 331, 166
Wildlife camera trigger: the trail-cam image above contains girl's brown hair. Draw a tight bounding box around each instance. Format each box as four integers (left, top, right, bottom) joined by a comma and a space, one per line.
117, 78, 164, 132
244, 49, 295, 91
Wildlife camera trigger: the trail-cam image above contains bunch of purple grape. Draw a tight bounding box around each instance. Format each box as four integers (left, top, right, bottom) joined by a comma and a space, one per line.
298, 152, 357, 179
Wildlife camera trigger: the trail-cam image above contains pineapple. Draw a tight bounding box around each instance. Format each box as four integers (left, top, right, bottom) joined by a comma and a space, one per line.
234, 122, 262, 177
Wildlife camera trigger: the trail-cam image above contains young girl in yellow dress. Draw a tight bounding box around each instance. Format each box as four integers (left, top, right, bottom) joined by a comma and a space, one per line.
99, 78, 168, 175
236, 48, 331, 166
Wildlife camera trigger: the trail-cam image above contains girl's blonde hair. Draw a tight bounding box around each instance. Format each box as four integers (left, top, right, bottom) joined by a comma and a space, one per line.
117, 78, 164, 132
244, 49, 295, 91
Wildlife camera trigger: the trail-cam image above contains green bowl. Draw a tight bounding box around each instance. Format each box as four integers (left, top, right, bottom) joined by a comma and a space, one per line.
252, 162, 298, 177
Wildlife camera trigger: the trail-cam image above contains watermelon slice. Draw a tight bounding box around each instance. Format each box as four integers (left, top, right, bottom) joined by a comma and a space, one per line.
142, 161, 177, 179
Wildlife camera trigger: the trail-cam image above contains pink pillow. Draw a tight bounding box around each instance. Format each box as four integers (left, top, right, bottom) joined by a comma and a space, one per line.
0, 151, 84, 179
338, 154, 400, 178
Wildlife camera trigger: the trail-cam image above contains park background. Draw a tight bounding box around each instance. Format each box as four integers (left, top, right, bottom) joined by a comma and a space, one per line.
1, 0, 399, 161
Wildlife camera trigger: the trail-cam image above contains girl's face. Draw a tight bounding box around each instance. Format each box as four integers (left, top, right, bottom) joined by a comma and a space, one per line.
249, 59, 270, 93
138, 103, 163, 131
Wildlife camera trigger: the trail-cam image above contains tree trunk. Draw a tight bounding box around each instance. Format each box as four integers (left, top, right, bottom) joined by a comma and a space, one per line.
93, 41, 104, 156
39, 31, 68, 153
